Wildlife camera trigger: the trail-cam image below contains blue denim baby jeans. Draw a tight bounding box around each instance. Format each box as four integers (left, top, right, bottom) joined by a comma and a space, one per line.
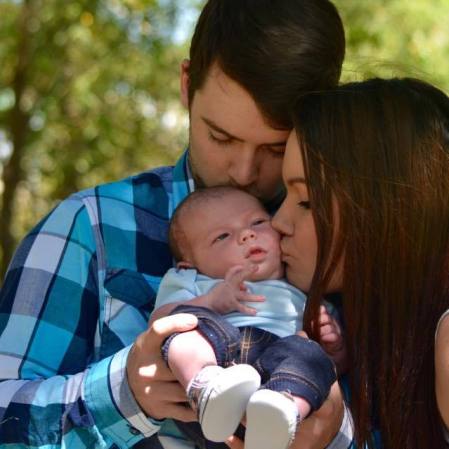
161, 305, 337, 449
162, 304, 336, 410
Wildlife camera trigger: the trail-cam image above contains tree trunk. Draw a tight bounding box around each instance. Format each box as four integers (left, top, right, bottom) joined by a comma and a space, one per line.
0, 0, 32, 282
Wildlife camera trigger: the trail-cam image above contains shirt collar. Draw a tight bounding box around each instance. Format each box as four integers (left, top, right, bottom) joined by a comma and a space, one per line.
170, 148, 195, 219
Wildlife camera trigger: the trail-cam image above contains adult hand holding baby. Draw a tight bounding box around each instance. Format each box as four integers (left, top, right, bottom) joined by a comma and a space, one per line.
127, 313, 199, 422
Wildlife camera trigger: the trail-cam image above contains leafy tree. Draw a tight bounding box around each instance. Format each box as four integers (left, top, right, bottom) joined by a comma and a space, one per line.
0, 0, 195, 279
335, 0, 449, 91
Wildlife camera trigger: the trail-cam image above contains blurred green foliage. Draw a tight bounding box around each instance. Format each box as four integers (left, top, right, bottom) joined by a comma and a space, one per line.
0, 0, 448, 280
336, 0, 449, 89
0, 0, 201, 277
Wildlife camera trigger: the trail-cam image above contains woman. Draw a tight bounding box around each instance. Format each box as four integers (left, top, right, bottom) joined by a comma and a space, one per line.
272, 78, 449, 448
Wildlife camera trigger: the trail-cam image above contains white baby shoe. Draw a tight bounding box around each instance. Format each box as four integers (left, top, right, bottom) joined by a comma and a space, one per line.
244, 389, 298, 449
187, 364, 261, 442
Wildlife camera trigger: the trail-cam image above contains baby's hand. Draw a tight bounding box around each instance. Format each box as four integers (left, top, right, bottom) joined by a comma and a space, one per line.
206, 264, 265, 315
318, 306, 343, 351
317, 305, 347, 374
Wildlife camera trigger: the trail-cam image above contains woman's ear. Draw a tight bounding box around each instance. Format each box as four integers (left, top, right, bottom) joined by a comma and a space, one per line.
177, 260, 194, 270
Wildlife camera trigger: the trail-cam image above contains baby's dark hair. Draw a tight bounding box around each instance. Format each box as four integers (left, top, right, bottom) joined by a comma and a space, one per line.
169, 186, 261, 262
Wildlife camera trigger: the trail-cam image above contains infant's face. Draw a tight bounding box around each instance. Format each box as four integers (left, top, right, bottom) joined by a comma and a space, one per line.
182, 190, 284, 281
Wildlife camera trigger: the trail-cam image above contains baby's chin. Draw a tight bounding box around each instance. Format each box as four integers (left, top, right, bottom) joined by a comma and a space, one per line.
248, 263, 285, 281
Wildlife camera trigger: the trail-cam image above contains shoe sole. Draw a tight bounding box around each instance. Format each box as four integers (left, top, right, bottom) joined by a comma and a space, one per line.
200, 364, 261, 442
245, 389, 298, 449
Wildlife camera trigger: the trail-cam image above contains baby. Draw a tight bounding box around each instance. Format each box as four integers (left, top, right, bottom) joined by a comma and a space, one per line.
152, 186, 345, 449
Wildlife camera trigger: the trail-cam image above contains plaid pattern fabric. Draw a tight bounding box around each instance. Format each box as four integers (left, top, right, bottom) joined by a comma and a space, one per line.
0, 152, 193, 449
0, 149, 355, 449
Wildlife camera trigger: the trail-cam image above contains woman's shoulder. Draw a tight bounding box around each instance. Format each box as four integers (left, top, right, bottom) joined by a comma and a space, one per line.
435, 309, 449, 435
436, 309, 449, 340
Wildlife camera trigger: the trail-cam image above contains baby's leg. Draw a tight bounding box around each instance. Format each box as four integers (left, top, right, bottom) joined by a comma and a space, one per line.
253, 334, 336, 414
245, 334, 336, 449
167, 330, 217, 388
163, 305, 261, 442
244, 391, 310, 449
245, 390, 298, 449
292, 395, 312, 420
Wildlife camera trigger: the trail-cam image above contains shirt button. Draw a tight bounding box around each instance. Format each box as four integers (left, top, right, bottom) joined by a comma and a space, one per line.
128, 425, 140, 435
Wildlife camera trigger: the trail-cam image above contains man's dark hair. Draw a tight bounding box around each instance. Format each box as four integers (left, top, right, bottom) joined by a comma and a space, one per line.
188, 0, 345, 128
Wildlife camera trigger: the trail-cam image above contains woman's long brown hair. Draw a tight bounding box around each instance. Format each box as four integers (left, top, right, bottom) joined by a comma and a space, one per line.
293, 78, 449, 448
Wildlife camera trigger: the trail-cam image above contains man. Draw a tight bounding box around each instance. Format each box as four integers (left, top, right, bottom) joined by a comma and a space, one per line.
0, 1, 350, 448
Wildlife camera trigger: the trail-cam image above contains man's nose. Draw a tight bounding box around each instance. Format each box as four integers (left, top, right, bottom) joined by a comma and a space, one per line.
229, 151, 258, 187
239, 228, 256, 244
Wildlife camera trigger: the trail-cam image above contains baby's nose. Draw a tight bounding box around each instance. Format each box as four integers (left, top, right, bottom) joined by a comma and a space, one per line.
239, 229, 256, 244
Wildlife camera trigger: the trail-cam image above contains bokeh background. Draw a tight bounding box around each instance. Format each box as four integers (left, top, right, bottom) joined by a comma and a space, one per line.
1, 0, 448, 281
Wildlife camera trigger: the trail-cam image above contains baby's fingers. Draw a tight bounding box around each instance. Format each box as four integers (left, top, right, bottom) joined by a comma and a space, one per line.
318, 311, 332, 325
237, 292, 265, 303
234, 303, 258, 315
319, 323, 336, 336
225, 264, 258, 286
320, 332, 340, 344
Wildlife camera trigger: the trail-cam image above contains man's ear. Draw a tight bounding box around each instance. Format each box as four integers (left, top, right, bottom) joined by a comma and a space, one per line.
180, 59, 190, 109
177, 260, 194, 270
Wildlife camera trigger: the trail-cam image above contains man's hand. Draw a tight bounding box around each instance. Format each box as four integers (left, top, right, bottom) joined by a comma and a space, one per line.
205, 264, 265, 315
127, 313, 199, 422
225, 382, 345, 449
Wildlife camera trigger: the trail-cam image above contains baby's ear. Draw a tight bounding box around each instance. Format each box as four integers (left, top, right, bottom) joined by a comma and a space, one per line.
177, 261, 194, 270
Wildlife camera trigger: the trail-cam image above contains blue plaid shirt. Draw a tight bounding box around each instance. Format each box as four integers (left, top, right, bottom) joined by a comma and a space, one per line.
0, 151, 356, 449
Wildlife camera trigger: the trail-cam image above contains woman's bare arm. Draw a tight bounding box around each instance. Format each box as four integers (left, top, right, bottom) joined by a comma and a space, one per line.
435, 312, 449, 428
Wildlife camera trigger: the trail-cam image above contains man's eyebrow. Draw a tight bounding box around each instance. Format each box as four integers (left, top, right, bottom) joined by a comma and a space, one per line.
202, 116, 287, 147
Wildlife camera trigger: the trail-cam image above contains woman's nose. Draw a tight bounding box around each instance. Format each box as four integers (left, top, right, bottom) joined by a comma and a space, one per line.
272, 204, 292, 236
239, 228, 256, 244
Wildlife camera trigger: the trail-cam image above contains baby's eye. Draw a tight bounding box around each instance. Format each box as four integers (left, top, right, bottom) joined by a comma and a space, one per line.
252, 218, 267, 226
213, 233, 230, 243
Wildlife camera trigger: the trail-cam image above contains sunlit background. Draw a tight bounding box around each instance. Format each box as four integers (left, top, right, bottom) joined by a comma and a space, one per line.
1, 0, 448, 281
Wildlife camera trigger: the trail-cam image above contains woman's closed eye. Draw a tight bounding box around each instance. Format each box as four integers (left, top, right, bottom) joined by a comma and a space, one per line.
298, 201, 311, 210
263, 144, 286, 159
